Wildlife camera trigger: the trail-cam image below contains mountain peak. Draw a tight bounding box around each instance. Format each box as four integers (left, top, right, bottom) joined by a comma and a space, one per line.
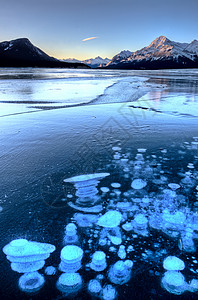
149, 35, 170, 48
106, 36, 198, 69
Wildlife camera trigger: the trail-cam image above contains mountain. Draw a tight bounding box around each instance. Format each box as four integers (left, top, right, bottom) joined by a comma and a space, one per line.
106, 36, 198, 69
64, 56, 110, 68
105, 50, 133, 67
0, 38, 89, 68
82, 56, 110, 68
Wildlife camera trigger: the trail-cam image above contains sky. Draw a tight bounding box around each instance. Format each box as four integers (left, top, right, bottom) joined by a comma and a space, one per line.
0, 0, 198, 60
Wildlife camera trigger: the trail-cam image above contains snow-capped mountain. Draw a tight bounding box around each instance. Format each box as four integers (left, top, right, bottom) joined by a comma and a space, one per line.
106, 36, 198, 69
64, 56, 110, 68
105, 50, 133, 67
184, 40, 198, 55
0, 38, 89, 68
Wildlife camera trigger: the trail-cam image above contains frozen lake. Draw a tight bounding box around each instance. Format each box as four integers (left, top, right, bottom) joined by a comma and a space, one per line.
0, 68, 198, 300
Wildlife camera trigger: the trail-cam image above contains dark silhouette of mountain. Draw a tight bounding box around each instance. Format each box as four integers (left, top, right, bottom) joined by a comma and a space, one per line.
0, 38, 90, 68
106, 36, 198, 69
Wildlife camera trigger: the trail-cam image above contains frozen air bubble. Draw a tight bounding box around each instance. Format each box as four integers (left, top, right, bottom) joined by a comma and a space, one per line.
64, 173, 110, 207
90, 251, 107, 272
59, 245, 83, 273
161, 271, 187, 295
134, 214, 148, 229
102, 284, 117, 300
11, 260, 45, 273
137, 148, 147, 153
64, 223, 79, 245
131, 179, 147, 190
108, 260, 132, 285
122, 222, 133, 232
3, 239, 55, 272
97, 210, 122, 228
163, 256, 185, 271
88, 279, 102, 295
188, 279, 198, 292
168, 183, 181, 191
112, 146, 121, 151
74, 213, 98, 227
56, 272, 82, 295
111, 183, 121, 188
118, 245, 126, 259
18, 271, 45, 293
100, 187, 110, 193
45, 266, 56, 275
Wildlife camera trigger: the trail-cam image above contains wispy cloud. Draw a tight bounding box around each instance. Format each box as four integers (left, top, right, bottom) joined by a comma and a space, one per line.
82, 37, 98, 42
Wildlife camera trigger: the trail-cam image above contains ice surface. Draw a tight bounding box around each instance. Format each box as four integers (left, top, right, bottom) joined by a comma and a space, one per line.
1, 68, 198, 299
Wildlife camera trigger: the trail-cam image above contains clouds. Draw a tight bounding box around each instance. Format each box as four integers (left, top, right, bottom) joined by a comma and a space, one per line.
82, 37, 98, 42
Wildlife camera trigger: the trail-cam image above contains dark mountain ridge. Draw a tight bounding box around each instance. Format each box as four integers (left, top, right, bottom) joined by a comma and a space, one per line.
0, 38, 89, 68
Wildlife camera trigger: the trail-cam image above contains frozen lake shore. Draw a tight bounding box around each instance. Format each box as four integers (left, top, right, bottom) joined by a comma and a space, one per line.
0, 68, 198, 299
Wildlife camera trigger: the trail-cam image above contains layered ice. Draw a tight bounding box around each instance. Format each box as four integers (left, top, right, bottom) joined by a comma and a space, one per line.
3, 239, 55, 273
64, 173, 109, 211
161, 271, 188, 295
108, 260, 133, 285
88, 279, 102, 295
63, 223, 79, 245
59, 245, 83, 273
90, 251, 107, 272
